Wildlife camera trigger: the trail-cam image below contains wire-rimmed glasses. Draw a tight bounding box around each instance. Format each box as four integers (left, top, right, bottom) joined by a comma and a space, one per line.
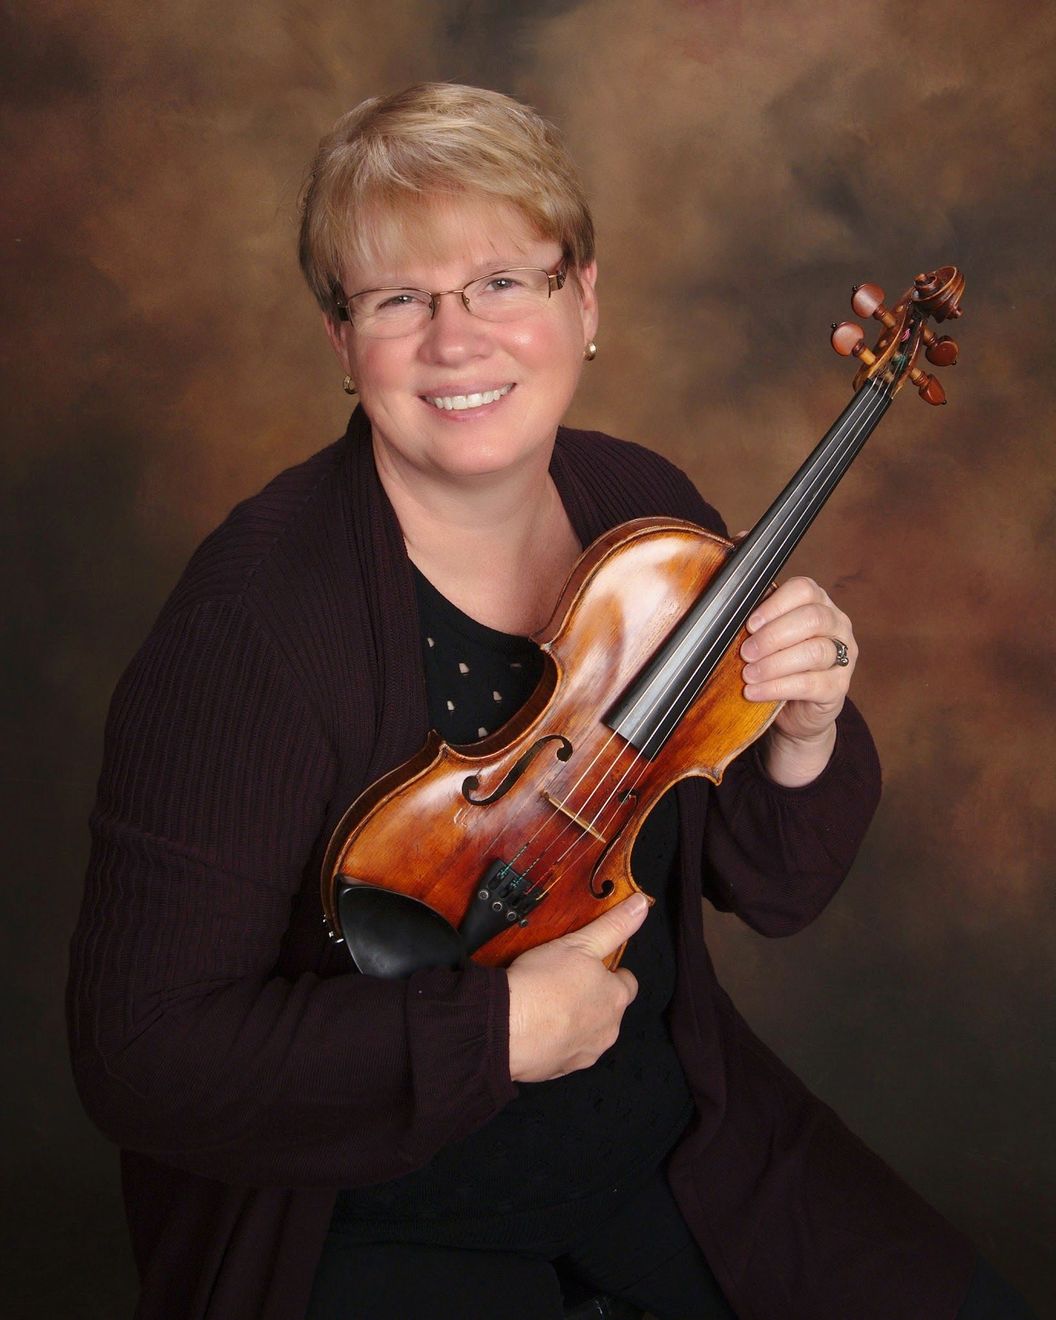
336, 264, 567, 338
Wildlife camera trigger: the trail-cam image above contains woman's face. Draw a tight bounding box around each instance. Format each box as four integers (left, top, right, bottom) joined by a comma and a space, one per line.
325, 198, 598, 490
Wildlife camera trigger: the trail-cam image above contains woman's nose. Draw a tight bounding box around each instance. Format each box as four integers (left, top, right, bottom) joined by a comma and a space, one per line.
419, 292, 492, 361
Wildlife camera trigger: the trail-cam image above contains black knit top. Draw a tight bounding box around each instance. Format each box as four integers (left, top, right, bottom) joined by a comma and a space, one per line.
329, 567, 693, 1247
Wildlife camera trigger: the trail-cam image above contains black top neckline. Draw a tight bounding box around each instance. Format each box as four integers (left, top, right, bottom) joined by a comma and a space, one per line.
410, 563, 540, 658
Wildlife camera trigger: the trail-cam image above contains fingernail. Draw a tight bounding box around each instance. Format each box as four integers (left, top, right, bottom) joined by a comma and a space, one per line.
626, 894, 648, 916
747, 611, 763, 631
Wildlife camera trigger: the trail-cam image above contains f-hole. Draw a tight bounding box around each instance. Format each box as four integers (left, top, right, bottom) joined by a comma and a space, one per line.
462, 734, 573, 805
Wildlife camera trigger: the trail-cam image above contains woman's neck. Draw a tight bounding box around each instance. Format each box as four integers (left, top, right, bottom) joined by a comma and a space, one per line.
376, 445, 581, 636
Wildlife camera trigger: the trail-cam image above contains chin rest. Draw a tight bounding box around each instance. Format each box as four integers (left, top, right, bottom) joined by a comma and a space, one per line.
337, 883, 467, 978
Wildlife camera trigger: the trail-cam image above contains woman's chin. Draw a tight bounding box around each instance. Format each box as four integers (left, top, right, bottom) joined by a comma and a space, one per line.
418, 412, 553, 482
427, 440, 542, 484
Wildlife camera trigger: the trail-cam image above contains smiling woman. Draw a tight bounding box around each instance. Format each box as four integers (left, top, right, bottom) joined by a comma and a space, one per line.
66, 83, 1034, 1320
323, 199, 596, 550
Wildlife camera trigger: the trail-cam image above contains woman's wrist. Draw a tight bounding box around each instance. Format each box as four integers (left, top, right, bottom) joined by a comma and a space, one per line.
761, 721, 838, 787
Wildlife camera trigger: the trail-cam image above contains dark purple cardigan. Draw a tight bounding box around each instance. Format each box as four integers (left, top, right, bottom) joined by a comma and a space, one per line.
68, 412, 974, 1319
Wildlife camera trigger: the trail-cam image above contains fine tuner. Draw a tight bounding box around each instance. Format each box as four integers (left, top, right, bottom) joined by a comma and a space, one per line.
830, 266, 964, 405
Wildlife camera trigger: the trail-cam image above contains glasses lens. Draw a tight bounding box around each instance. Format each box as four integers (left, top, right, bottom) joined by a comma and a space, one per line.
351, 289, 433, 338
465, 269, 551, 322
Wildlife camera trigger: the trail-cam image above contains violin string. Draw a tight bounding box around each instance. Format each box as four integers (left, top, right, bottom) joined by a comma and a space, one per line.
528, 378, 893, 892
473, 377, 890, 903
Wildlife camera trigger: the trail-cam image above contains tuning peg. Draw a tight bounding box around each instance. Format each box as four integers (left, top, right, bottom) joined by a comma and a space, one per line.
851, 283, 882, 318
909, 367, 947, 405
924, 333, 958, 366
830, 322, 877, 364
851, 283, 901, 333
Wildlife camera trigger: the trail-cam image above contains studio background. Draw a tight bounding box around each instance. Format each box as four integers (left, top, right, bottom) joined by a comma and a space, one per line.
3, 1, 1053, 1314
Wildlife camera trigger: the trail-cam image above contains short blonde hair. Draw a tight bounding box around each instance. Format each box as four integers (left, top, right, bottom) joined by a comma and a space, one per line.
298, 83, 595, 322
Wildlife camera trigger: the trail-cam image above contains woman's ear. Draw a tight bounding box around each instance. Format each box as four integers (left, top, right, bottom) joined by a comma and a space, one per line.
322, 310, 353, 375
576, 261, 599, 343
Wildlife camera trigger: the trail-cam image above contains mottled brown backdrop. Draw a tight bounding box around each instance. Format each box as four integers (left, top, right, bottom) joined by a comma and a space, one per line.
3, 1, 1053, 1314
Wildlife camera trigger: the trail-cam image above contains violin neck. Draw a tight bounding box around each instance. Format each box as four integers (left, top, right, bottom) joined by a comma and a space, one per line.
607, 377, 894, 755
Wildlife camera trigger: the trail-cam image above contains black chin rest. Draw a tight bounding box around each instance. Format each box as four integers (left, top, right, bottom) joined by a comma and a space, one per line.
337, 884, 467, 979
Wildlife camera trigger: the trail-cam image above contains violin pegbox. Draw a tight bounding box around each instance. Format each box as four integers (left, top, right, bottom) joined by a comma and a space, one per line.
830, 266, 965, 405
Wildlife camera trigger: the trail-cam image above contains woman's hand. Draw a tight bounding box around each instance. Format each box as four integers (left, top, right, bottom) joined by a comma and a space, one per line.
506, 895, 649, 1083
740, 575, 857, 787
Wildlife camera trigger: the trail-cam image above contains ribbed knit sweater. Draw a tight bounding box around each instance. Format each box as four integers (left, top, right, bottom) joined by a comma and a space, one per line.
67, 410, 974, 1320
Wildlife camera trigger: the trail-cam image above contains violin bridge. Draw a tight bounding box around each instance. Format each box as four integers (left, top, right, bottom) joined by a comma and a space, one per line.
541, 791, 606, 842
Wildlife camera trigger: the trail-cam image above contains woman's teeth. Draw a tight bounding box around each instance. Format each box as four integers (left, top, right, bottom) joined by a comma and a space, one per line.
425, 384, 513, 412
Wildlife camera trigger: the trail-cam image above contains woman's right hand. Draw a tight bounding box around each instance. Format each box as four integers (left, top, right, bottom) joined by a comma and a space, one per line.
505, 894, 649, 1083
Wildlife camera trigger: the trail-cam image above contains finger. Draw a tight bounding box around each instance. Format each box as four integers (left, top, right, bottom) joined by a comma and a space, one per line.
742, 635, 856, 685
564, 893, 649, 959
744, 664, 849, 705
746, 577, 830, 631
613, 967, 639, 1004
742, 602, 852, 661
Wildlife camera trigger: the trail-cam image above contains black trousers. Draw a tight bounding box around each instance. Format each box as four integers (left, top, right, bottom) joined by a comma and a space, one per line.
307, 1170, 734, 1320
307, 1170, 1037, 1320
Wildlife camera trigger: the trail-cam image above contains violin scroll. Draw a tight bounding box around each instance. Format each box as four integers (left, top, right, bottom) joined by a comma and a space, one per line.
831, 266, 965, 405
912, 267, 965, 322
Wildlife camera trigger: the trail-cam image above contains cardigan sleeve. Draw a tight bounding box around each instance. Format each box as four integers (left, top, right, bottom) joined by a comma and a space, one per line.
67, 598, 516, 1189
701, 699, 882, 935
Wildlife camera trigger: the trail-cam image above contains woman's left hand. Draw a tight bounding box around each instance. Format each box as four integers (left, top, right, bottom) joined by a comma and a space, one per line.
739, 575, 857, 786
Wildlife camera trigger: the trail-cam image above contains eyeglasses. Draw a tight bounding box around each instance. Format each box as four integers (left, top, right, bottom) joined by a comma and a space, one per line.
336, 264, 567, 339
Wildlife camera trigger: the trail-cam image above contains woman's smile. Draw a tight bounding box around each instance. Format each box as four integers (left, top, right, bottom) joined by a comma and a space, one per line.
421, 383, 515, 413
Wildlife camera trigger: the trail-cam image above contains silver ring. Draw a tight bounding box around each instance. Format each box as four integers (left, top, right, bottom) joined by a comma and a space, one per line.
830, 638, 850, 668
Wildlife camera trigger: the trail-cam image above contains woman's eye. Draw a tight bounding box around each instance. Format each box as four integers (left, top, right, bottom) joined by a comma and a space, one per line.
376, 291, 425, 311
484, 273, 525, 293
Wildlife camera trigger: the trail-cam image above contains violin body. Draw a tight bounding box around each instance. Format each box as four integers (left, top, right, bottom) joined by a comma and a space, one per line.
322, 518, 780, 969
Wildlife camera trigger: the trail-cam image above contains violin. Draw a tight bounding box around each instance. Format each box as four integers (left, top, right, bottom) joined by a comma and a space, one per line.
321, 267, 966, 977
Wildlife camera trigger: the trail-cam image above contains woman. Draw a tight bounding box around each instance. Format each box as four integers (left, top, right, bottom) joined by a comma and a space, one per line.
68, 84, 1025, 1319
